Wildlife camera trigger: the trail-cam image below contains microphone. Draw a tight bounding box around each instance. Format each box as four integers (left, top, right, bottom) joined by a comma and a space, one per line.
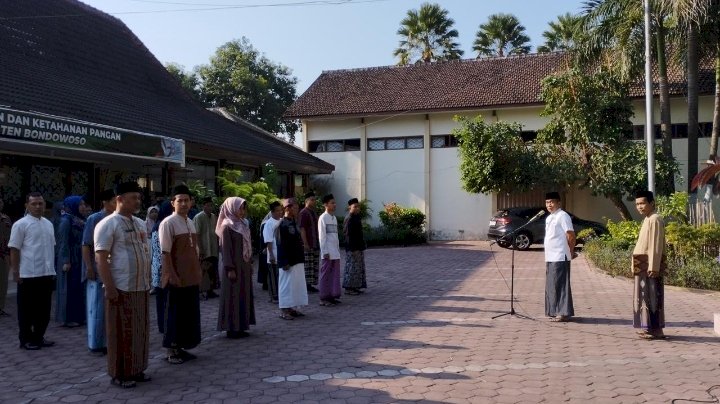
528, 210, 546, 223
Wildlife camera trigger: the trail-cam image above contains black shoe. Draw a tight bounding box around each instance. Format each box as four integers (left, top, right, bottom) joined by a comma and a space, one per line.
330, 298, 342, 304
307, 285, 319, 293
178, 349, 197, 361
40, 339, 55, 347
20, 342, 41, 350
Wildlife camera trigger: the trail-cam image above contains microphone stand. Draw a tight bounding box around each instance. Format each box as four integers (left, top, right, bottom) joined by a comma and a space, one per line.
490, 213, 544, 320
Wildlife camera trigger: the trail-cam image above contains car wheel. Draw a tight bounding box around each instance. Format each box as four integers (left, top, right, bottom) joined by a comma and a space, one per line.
513, 232, 532, 250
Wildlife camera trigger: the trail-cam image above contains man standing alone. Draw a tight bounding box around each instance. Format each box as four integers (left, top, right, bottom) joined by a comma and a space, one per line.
159, 185, 202, 364
94, 182, 151, 387
9, 192, 56, 350
543, 192, 575, 322
194, 196, 219, 299
632, 190, 666, 340
299, 191, 319, 293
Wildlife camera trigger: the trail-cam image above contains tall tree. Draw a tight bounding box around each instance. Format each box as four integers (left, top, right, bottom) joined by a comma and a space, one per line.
393, 3, 463, 65
659, 0, 713, 189
537, 13, 583, 53
454, 70, 678, 220
473, 13, 531, 57
197, 37, 299, 142
165, 63, 201, 101
578, 0, 676, 193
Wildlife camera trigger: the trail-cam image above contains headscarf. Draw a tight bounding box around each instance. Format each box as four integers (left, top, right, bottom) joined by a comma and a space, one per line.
145, 206, 159, 234
151, 201, 173, 234
62, 195, 86, 229
216, 197, 252, 262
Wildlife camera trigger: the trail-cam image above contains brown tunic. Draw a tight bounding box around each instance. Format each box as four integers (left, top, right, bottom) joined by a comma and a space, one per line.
159, 214, 202, 288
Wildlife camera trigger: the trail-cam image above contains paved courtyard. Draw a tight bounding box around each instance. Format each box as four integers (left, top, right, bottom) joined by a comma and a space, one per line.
1, 241, 719, 403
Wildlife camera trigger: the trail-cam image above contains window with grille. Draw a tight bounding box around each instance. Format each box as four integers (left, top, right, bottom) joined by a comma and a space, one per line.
406, 137, 423, 149
307, 139, 361, 153
430, 135, 458, 148
368, 139, 385, 150
367, 136, 426, 151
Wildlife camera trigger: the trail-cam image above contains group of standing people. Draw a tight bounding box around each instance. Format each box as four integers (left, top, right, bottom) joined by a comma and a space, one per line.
4, 183, 368, 388
542, 190, 666, 340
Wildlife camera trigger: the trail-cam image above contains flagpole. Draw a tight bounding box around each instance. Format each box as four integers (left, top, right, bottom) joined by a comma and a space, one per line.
644, 0, 655, 193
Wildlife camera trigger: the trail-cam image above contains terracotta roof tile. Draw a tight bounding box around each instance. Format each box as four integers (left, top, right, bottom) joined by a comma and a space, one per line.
286, 52, 715, 119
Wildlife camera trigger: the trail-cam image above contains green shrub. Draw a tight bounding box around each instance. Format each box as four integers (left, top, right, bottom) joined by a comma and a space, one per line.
603, 219, 640, 249
583, 239, 632, 277
217, 168, 280, 251
666, 256, 720, 291
378, 202, 425, 232
365, 226, 427, 247
656, 191, 689, 223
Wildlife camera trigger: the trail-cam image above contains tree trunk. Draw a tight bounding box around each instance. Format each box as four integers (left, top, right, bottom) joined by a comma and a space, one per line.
687, 25, 699, 192
608, 193, 632, 221
709, 49, 720, 162
655, 22, 674, 193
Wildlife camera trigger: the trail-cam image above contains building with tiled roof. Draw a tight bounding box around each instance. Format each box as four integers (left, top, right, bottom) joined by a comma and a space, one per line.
288, 53, 716, 240
0, 0, 331, 218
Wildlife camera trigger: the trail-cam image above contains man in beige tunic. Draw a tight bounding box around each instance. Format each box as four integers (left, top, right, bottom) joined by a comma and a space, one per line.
632, 190, 666, 340
159, 184, 202, 364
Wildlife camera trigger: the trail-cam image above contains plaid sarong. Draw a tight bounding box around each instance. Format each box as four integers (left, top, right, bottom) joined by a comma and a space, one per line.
304, 249, 319, 285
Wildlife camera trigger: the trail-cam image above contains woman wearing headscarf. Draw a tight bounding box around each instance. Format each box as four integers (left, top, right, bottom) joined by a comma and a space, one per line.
151, 201, 173, 333
215, 197, 256, 338
145, 206, 159, 235
56, 195, 88, 327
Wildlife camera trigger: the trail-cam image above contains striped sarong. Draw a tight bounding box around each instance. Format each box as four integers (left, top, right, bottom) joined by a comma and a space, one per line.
105, 290, 149, 380
303, 249, 319, 285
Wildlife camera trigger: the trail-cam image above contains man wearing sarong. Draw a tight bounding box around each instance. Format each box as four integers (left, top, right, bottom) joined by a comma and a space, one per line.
318, 194, 341, 306
82, 189, 116, 355
159, 185, 202, 364
262, 201, 283, 302
298, 191, 319, 293
10, 192, 56, 350
632, 190, 666, 340
543, 191, 576, 322
194, 197, 219, 299
94, 182, 151, 388
343, 198, 367, 295
276, 198, 308, 320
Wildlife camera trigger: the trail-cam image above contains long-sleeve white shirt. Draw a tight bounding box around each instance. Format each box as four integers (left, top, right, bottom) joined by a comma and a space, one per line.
318, 211, 341, 260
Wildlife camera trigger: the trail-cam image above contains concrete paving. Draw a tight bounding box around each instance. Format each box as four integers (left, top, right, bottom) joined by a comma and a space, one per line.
1, 241, 719, 403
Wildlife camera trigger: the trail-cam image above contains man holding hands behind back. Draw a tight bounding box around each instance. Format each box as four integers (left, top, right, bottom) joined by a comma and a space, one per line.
543, 191, 576, 322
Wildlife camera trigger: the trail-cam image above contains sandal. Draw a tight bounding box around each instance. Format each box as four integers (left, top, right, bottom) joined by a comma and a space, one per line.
319, 300, 336, 307
111, 378, 137, 388
178, 349, 197, 361
550, 316, 570, 322
167, 354, 185, 364
279, 313, 294, 320
289, 309, 305, 317
132, 373, 152, 382
345, 289, 360, 296
639, 333, 666, 340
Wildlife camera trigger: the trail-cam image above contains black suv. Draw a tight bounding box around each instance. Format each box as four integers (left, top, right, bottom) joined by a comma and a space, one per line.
487, 207, 608, 250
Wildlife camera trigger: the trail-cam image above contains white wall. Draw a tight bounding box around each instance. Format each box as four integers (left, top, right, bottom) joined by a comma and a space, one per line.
303, 95, 719, 240
429, 147, 492, 240
365, 148, 425, 227
310, 151, 362, 212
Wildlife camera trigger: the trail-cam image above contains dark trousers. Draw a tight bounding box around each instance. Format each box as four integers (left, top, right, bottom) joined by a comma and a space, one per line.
163, 285, 201, 350
17, 275, 54, 345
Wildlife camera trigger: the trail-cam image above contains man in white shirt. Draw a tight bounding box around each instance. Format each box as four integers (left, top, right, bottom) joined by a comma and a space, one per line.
318, 194, 341, 306
94, 182, 152, 388
543, 192, 576, 322
9, 192, 56, 350
263, 201, 283, 303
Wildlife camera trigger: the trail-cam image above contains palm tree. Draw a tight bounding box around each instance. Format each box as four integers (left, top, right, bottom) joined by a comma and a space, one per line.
393, 3, 463, 65
578, 0, 676, 193
537, 13, 583, 53
473, 13, 531, 57
659, 0, 713, 191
